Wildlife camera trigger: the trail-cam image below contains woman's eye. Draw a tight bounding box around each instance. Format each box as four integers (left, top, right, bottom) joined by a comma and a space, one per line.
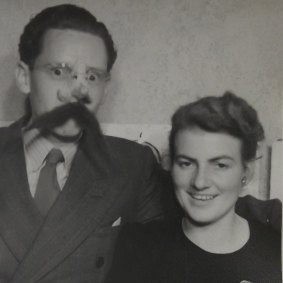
216, 163, 229, 169
177, 161, 192, 168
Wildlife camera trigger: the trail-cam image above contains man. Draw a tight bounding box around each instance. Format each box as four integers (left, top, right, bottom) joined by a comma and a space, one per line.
0, 4, 163, 282
0, 4, 280, 283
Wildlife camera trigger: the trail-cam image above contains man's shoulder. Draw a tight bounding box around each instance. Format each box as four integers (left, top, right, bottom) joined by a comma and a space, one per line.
105, 135, 153, 157
105, 135, 142, 148
119, 219, 178, 244
0, 125, 11, 136
0, 122, 14, 133
0, 120, 21, 142
0, 119, 25, 154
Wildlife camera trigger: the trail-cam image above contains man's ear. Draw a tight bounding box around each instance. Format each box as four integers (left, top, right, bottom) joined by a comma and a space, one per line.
239, 160, 255, 197
15, 61, 31, 94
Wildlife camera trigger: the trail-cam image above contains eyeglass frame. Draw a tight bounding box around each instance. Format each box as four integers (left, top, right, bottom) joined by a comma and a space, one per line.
33, 62, 110, 86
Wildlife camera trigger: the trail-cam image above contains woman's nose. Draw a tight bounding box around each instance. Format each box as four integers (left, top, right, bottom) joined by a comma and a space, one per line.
192, 166, 210, 190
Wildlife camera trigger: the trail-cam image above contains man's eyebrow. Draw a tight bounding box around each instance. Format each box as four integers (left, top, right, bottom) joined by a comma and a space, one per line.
41, 62, 71, 69
86, 65, 107, 72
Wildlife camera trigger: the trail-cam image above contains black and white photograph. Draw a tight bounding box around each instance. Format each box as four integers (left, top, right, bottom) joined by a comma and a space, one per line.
0, 1, 281, 282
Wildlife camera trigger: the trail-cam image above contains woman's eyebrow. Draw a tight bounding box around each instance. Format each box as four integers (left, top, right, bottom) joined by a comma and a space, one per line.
209, 156, 235, 162
175, 154, 196, 162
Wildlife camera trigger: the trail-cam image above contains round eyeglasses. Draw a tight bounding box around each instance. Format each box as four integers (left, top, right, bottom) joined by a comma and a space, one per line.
34, 62, 110, 86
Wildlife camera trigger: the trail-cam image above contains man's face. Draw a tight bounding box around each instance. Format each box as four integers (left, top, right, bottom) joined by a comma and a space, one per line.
25, 28, 108, 138
172, 128, 249, 225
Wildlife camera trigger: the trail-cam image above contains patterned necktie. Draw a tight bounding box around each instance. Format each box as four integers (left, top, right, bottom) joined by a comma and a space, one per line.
34, 148, 64, 216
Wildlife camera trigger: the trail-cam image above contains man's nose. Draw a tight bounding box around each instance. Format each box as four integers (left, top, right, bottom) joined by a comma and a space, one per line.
72, 72, 88, 88
192, 166, 210, 190
71, 74, 90, 102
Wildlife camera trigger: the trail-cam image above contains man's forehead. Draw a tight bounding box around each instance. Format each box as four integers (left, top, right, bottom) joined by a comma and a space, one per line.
36, 28, 108, 68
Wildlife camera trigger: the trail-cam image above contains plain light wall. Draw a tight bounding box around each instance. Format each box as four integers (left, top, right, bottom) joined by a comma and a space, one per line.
0, 0, 282, 147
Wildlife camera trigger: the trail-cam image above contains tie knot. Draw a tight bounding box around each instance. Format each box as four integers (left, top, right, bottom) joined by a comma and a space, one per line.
45, 148, 64, 165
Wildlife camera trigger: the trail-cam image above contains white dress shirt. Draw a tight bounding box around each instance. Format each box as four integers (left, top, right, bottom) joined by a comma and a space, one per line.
22, 127, 78, 197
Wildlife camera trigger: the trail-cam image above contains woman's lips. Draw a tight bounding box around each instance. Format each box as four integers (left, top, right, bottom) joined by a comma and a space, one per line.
188, 192, 218, 201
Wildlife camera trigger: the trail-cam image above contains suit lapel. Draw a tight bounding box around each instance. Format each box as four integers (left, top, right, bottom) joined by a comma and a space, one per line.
0, 127, 43, 262
12, 140, 127, 282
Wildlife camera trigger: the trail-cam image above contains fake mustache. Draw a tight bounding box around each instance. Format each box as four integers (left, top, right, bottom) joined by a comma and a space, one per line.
27, 102, 100, 134
27, 102, 112, 172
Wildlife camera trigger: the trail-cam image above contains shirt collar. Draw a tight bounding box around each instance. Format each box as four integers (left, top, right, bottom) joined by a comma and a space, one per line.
22, 127, 79, 173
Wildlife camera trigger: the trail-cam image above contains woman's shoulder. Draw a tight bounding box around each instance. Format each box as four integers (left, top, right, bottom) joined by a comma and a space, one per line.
248, 220, 281, 256
249, 220, 281, 239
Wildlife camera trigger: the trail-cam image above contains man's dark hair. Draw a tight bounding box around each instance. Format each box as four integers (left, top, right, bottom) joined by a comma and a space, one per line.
19, 4, 117, 71
169, 91, 264, 163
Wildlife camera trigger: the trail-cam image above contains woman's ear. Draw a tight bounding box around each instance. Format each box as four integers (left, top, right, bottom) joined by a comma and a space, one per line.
239, 160, 255, 197
15, 61, 31, 94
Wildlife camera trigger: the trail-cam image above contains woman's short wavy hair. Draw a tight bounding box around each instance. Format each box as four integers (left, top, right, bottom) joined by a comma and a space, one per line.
169, 91, 264, 163
18, 4, 117, 72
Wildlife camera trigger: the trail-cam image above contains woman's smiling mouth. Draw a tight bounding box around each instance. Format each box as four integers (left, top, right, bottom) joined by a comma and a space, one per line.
188, 193, 218, 201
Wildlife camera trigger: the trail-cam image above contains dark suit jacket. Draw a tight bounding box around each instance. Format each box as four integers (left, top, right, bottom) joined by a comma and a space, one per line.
0, 119, 163, 283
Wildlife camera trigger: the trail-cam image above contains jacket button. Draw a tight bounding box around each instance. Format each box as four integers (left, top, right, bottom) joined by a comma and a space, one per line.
96, 256, 104, 268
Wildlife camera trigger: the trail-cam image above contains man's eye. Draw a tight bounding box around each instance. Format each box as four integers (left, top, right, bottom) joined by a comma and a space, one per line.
51, 67, 63, 77
88, 72, 99, 82
50, 66, 71, 78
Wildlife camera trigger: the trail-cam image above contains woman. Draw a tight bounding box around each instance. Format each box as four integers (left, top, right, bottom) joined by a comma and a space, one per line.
107, 92, 281, 283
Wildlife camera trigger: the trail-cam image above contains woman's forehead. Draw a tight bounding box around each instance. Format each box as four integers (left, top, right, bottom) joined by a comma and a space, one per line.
175, 128, 242, 161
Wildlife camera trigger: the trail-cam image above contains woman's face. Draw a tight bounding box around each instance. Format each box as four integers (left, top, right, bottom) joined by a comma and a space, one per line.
171, 127, 250, 225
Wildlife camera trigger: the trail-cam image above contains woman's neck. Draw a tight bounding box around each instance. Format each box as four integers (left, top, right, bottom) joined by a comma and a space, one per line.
182, 212, 250, 254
